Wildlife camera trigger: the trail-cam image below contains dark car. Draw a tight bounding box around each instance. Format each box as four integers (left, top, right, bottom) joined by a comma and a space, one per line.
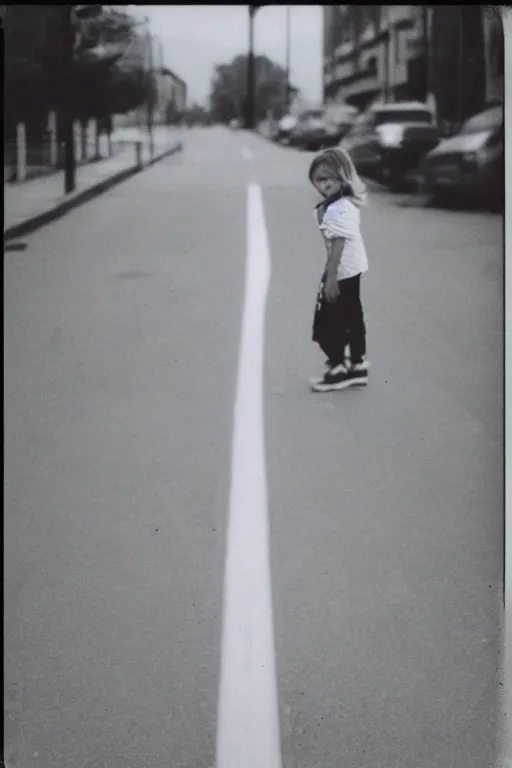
340, 101, 440, 188
289, 110, 338, 152
420, 104, 504, 211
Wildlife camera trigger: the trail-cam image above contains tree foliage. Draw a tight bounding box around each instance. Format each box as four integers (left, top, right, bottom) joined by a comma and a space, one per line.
183, 103, 210, 127
72, 7, 150, 122
4, 6, 63, 135
210, 54, 294, 125
4, 5, 151, 136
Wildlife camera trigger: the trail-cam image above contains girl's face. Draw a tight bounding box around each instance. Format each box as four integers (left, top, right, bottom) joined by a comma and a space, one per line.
312, 164, 343, 199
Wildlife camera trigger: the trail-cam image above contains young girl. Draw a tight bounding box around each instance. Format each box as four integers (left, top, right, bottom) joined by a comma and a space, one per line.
309, 147, 370, 392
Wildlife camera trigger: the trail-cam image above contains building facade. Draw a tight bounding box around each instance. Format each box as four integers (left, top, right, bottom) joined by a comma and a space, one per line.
116, 41, 187, 128
482, 6, 504, 105
323, 6, 504, 127
323, 6, 426, 110
161, 68, 187, 116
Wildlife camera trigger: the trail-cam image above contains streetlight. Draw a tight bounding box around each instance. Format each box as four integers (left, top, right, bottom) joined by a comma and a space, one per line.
285, 6, 291, 114
144, 26, 155, 159
247, 5, 261, 130
247, 5, 291, 128
62, 5, 75, 194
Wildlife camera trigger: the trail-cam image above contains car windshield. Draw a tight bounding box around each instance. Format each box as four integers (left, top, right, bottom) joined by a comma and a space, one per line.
459, 106, 503, 134
374, 110, 432, 125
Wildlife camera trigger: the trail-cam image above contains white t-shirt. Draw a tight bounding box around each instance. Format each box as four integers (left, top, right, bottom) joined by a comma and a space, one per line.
317, 197, 368, 281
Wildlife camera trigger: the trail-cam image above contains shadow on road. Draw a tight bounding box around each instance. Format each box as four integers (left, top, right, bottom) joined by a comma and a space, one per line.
4, 241, 28, 252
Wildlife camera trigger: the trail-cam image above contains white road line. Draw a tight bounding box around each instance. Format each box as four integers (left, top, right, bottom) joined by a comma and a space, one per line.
216, 184, 282, 768
241, 146, 253, 160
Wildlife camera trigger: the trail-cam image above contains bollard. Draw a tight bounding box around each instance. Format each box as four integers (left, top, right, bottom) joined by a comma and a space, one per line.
135, 141, 143, 169
16, 123, 27, 182
93, 119, 101, 160
74, 121, 83, 163
48, 111, 58, 167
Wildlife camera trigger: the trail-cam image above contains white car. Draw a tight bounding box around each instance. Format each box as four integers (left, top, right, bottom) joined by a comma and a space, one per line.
340, 101, 440, 188
274, 115, 298, 144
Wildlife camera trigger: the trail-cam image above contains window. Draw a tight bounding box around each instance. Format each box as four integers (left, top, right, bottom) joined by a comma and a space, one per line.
366, 56, 377, 76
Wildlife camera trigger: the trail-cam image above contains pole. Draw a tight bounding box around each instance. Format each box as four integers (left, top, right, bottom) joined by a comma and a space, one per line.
423, 6, 428, 100
247, 8, 255, 129
285, 6, 291, 113
383, 8, 390, 103
62, 5, 75, 194
457, 6, 464, 128
146, 30, 154, 158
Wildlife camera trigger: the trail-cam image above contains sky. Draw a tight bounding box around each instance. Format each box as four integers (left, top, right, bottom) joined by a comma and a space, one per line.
142, 5, 323, 108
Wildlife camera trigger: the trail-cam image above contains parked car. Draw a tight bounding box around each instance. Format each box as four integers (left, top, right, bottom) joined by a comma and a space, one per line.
323, 104, 358, 146
419, 104, 504, 210
274, 114, 298, 144
290, 110, 338, 151
340, 101, 440, 189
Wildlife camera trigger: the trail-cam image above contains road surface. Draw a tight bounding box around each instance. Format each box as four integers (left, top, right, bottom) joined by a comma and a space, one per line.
4, 126, 503, 768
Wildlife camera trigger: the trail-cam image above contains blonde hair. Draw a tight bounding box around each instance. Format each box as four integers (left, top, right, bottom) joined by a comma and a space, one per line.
308, 147, 367, 207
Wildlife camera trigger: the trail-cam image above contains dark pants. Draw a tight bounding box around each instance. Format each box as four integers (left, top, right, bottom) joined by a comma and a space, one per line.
312, 273, 366, 364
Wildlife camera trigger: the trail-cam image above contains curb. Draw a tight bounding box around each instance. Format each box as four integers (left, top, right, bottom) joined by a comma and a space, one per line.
4, 141, 183, 242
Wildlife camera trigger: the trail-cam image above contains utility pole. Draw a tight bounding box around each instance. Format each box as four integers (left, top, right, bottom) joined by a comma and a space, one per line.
423, 5, 430, 101
382, 8, 390, 103
457, 5, 464, 128
285, 5, 291, 114
247, 6, 256, 129
146, 30, 154, 158
62, 5, 75, 194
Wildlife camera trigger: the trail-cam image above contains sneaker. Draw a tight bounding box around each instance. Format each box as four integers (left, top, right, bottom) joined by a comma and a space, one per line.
345, 361, 369, 387
311, 363, 352, 392
311, 358, 344, 387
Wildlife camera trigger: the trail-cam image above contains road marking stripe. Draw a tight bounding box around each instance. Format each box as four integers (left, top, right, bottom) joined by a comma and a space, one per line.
216, 184, 282, 768
241, 146, 253, 160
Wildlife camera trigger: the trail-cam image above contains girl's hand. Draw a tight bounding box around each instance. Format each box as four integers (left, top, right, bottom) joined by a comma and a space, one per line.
324, 276, 340, 303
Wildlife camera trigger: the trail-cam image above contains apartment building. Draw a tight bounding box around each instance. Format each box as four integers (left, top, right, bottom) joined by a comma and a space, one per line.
323, 6, 503, 126
323, 6, 426, 110
482, 7, 504, 105
162, 68, 187, 115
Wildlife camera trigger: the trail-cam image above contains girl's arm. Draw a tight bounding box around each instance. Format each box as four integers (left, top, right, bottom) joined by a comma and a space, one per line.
325, 237, 345, 279
324, 237, 345, 302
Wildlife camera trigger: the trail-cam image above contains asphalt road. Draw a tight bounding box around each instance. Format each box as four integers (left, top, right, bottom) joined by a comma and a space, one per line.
4, 126, 503, 768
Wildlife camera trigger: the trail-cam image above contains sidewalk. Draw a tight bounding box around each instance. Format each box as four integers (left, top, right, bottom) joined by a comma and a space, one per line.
4, 126, 183, 240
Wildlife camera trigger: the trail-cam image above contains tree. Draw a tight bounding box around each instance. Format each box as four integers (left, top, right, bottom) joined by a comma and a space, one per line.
72, 7, 149, 124
210, 54, 295, 125
4, 5, 151, 139
4, 6, 64, 137
182, 103, 210, 127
